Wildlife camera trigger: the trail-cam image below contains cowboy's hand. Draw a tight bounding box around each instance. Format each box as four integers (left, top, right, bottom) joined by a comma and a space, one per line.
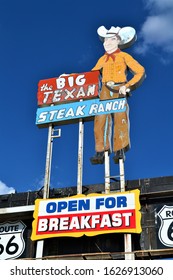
119, 85, 127, 96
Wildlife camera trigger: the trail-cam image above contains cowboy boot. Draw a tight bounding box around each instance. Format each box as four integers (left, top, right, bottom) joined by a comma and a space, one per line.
113, 149, 125, 164
90, 152, 105, 165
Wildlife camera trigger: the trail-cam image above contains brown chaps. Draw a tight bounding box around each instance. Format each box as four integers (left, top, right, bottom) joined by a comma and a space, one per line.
94, 84, 130, 153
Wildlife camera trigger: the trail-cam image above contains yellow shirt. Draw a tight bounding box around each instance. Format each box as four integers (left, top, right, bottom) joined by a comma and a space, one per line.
92, 51, 145, 90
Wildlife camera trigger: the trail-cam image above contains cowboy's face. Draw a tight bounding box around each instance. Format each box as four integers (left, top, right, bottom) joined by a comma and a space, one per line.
103, 35, 120, 54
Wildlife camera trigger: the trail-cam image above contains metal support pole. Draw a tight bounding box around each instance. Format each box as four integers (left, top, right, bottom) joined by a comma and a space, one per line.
104, 151, 110, 194
124, 234, 134, 260
77, 118, 84, 195
35, 124, 54, 258
119, 158, 135, 260
119, 159, 125, 192
43, 124, 54, 199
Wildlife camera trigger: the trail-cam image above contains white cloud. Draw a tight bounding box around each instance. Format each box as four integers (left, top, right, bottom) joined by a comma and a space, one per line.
145, 0, 173, 11
0, 181, 15, 195
135, 0, 173, 57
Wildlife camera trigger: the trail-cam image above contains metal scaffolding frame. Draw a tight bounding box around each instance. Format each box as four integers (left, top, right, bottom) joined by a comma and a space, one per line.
104, 154, 134, 260
35, 120, 134, 260
35, 124, 61, 258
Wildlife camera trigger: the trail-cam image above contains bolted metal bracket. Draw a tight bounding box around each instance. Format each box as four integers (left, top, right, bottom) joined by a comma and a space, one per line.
51, 128, 61, 139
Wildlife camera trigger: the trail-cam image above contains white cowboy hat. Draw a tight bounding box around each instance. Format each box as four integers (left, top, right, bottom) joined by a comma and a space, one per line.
97, 25, 137, 49
97, 26, 121, 41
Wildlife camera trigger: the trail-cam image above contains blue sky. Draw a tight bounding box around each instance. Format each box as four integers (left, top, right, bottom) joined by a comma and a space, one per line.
0, 0, 173, 195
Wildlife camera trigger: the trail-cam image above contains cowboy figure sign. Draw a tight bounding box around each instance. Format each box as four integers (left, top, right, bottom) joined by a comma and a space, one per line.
90, 26, 145, 164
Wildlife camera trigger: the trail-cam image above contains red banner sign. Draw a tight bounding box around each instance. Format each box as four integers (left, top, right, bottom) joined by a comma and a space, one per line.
37, 71, 100, 107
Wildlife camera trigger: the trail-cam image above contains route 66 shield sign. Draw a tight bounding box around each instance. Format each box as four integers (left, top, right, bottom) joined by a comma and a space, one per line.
158, 205, 173, 247
0, 221, 26, 260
